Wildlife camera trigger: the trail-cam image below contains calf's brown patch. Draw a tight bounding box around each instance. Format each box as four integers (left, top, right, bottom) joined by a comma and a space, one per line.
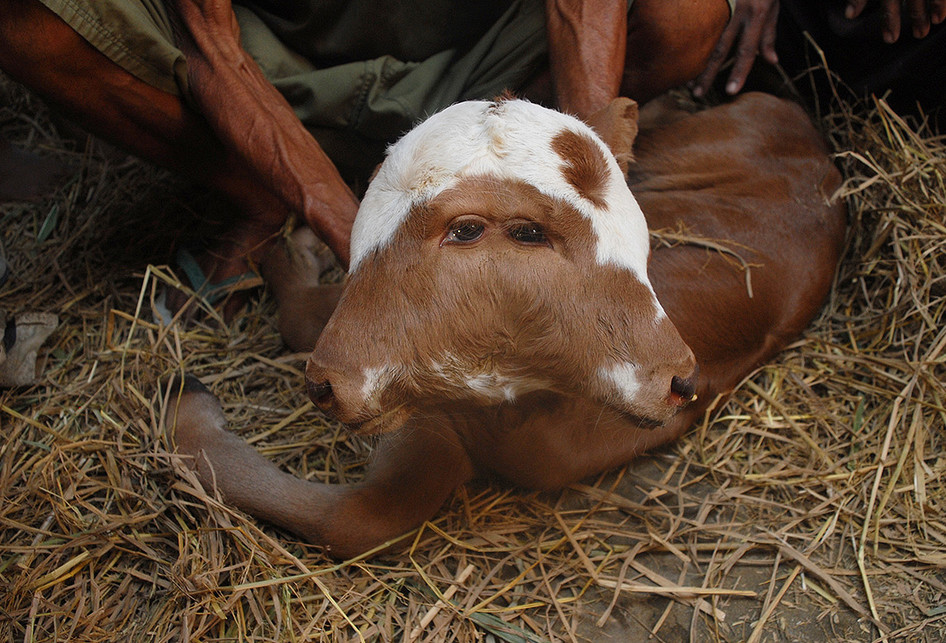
551, 129, 610, 209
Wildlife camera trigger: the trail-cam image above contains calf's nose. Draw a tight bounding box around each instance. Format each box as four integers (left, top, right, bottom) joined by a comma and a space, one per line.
304, 359, 370, 424
306, 378, 335, 411
665, 343, 699, 407
669, 373, 697, 407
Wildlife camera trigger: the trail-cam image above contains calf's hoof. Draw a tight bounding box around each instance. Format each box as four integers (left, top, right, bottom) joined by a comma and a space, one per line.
164, 375, 229, 459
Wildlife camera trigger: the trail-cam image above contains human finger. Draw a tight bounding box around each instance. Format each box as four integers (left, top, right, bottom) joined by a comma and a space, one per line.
932, 0, 946, 24
692, 18, 741, 97
759, 0, 780, 64
724, 3, 776, 94
882, 0, 901, 42
906, 0, 931, 37
845, 0, 869, 20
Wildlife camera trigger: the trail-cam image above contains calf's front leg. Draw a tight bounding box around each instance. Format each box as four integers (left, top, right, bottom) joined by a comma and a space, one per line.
260, 226, 344, 352
165, 377, 474, 558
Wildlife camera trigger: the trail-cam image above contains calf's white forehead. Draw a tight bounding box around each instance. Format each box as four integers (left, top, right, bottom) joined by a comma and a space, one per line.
349, 100, 652, 282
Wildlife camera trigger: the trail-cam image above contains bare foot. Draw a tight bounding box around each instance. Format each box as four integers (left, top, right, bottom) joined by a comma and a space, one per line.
260, 226, 343, 352
162, 245, 265, 324
159, 211, 289, 324
0, 137, 69, 202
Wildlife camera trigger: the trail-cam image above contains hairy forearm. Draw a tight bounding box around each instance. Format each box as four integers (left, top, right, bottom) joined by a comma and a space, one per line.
171, 0, 357, 267
545, 0, 626, 119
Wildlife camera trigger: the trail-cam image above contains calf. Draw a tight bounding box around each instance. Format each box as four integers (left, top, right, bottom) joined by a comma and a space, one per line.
167, 94, 846, 558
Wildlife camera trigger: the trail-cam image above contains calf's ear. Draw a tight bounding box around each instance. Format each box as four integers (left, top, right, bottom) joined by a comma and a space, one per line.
585, 97, 638, 177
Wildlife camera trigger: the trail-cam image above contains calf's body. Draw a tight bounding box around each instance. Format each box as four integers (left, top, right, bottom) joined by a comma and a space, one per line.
168, 93, 845, 558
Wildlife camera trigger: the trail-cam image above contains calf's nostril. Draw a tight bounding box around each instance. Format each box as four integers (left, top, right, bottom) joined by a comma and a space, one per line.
669, 375, 696, 405
307, 379, 335, 410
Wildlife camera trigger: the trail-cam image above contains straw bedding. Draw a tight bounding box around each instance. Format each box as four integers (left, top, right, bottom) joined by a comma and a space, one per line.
0, 67, 943, 642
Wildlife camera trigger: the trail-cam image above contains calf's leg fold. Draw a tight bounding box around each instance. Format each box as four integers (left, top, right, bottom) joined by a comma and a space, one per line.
165, 377, 474, 558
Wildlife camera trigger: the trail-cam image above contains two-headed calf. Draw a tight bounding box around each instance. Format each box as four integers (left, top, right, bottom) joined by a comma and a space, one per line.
167, 94, 845, 558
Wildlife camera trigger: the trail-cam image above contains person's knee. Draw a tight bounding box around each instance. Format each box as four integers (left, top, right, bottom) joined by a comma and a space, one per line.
0, 0, 91, 84
0, 1, 35, 71
623, 0, 730, 102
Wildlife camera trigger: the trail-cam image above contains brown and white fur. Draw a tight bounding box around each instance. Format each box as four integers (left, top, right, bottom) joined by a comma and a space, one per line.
167, 94, 846, 559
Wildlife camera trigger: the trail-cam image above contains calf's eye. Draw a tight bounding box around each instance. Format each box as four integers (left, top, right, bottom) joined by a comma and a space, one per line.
508, 222, 549, 246
443, 221, 486, 245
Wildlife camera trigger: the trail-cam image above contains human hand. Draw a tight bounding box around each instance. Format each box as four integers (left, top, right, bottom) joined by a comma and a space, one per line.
845, 0, 946, 42
692, 0, 780, 98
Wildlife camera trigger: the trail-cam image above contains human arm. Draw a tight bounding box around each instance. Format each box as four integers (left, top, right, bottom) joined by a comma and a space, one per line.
170, 0, 357, 267
545, 0, 627, 119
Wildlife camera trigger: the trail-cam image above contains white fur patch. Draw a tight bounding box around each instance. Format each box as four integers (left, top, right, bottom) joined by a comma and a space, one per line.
431, 353, 547, 402
350, 100, 653, 290
463, 373, 549, 402
361, 365, 397, 412
598, 362, 643, 405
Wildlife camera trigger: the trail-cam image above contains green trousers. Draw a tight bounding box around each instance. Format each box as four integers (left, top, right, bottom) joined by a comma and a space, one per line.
40, 0, 548, 177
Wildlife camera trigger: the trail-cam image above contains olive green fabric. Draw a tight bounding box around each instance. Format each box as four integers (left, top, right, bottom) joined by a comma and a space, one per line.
38, 0, 733, 176
39, 0, 185, 96
39, 0, 548, 175
233, 0, 548, 174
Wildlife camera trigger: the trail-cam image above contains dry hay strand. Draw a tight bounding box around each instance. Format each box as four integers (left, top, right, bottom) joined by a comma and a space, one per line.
1, 67, 945, 642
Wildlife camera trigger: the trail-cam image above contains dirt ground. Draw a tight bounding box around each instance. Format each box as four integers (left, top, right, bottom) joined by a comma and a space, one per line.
572, 459, 868, 642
